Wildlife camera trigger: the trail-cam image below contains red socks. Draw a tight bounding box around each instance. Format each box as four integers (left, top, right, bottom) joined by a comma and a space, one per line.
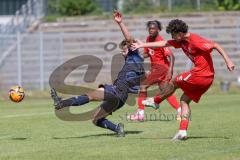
166, 94, 180, 110
179, 119, 189, 130
137, 91, 147, 110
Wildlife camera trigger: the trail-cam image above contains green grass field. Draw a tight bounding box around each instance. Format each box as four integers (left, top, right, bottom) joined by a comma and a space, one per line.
0, 91, 240, 160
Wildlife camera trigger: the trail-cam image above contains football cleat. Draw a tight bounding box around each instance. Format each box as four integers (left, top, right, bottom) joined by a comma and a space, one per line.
172, 130, 188, 141
116, 123, 125, 137
50, 88, 63, 110
142, 98, 160, 110
127, 112, 145, 121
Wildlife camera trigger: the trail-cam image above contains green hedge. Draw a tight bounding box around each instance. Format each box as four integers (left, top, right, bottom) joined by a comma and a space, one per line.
48, 0, 100, 16
215, 0, 240, 11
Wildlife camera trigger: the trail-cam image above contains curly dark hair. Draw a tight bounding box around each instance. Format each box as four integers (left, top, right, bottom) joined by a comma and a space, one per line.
166, 19, 188, 34
146, 20, 162, 31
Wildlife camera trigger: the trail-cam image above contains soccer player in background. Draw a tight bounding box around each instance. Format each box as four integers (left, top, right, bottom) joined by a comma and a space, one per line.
132, 19, 235, 140
124, 18, 181, 121
50, 13, 145, 137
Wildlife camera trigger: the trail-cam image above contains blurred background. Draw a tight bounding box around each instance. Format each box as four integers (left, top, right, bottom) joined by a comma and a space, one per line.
0, 0, 239, 92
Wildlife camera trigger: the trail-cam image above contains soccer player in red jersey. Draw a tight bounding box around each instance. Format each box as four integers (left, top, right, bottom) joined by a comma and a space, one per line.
132, 19, 235, 140
127, 20, 181, 121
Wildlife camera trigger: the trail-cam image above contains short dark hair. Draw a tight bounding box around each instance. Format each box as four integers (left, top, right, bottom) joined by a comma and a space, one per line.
166, 19, 188, 34
119, 38, 135, 49
119, 40, 128, 49
146, 20, 162, 31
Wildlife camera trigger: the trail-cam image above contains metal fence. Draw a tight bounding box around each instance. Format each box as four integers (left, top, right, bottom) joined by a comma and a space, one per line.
0, 27, 240, 91
0, 0, 47, 34
1, 9, 240, 91
0, 0, 28, 15
0, 0, 47, 78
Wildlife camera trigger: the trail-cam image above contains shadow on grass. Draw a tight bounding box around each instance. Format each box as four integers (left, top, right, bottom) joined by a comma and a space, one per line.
134, 136, 230, 140
187, 136, 230, 140
11, 137, 28, 140
0, 135, 29, 141
52, 131, 143, 139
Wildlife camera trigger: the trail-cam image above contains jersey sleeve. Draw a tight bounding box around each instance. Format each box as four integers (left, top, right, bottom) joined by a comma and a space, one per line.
195, 39, 214, 53
163, 47, 173, 57
167, 40, 181, 48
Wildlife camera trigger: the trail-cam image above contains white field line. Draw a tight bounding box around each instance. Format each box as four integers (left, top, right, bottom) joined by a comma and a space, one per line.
1, 112, 53, 118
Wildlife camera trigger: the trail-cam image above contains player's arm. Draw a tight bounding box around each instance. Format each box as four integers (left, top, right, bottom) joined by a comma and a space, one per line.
113, 10, 133, 42
213, 42, 235, 71
131, 40, 171, 50
140, 41, 150, 59
166, 53, 175, 81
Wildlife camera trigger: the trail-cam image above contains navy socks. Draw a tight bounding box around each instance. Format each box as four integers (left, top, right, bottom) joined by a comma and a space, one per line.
61, 95, 89, 107
96, 118, 118, 133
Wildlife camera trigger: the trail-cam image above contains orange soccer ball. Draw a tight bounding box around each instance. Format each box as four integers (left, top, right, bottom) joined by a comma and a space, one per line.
9, 86, 25, 103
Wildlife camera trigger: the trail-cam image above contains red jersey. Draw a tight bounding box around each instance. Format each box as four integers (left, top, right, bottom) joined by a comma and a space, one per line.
168, 33, 215, 77
144, 35, 172, 69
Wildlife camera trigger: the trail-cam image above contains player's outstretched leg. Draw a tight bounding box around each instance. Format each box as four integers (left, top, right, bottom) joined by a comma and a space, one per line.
142, 80, 177, 109
172, 94, 191, 141
50, 88, 104, 110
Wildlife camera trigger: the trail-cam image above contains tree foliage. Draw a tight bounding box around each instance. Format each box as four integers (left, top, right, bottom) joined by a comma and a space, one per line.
215, 0, 240, 10
48, 0, 99, 16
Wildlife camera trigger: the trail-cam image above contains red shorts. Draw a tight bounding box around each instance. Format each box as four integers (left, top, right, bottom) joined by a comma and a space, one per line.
142, 66, 168, 86
174, 72, 214, 103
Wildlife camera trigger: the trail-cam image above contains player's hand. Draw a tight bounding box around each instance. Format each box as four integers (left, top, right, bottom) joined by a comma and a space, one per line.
131, 39, 143, 51
227, 60, 235, 71
113, 10, 122, 23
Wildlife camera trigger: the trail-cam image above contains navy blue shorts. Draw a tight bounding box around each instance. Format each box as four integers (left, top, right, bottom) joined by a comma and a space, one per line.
98, 84, 126, 114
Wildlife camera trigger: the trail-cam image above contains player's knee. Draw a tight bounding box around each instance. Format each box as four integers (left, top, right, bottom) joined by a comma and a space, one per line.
180, 98, 191, 106
180, 100, 188, 106
92, 118, 98, 126
171, 79, 178, 89
85, 93, 92, 100
171, 82, 178, 90
86, 93, 97, 101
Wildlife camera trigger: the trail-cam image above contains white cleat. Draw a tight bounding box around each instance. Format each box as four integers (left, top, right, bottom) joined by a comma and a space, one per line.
127, 112, 145, 121
142, 98, 160, 110
172, 130, 188, 141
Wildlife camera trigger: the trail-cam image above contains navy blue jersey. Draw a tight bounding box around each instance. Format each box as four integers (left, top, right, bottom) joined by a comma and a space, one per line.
113, 49, 144, 95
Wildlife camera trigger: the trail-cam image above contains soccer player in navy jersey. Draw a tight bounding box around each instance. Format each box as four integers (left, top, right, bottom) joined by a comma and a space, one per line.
50, 11, 144, 137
